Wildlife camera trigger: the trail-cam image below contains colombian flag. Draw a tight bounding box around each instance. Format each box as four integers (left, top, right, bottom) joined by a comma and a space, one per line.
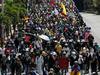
60, 3, 67, 16
70, 71, 81, 75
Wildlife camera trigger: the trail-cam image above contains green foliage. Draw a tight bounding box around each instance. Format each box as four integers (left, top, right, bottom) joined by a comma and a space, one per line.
0, 13, 11, 25
93, 0, 100, 13
93, 0, 100, 7
0, 13, 3, 23
0, 0, 26, 25
4, 0, 27, 24
0, 0, 27, 37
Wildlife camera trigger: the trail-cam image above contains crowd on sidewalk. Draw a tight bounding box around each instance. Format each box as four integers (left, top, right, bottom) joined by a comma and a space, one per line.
0, 0, 100, 75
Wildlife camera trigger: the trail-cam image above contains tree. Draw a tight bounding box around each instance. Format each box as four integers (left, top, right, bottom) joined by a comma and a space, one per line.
93, 0, 100, 14
0, 12, 12, 47
0, 0, 27, 47
5, 0, 26, 30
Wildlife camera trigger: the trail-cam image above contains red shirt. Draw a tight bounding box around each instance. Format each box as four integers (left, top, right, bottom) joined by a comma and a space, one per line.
29, 44, 33, 49
5, 48, 11, 55
58, 56, 69, 69
64, 28, 68, 32
24, 35, 30, 43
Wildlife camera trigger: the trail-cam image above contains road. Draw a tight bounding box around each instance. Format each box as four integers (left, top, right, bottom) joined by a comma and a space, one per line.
81, 12, 100, 44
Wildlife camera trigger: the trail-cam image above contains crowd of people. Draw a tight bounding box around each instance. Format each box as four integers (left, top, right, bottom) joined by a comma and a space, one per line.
0, 0, 100, 75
